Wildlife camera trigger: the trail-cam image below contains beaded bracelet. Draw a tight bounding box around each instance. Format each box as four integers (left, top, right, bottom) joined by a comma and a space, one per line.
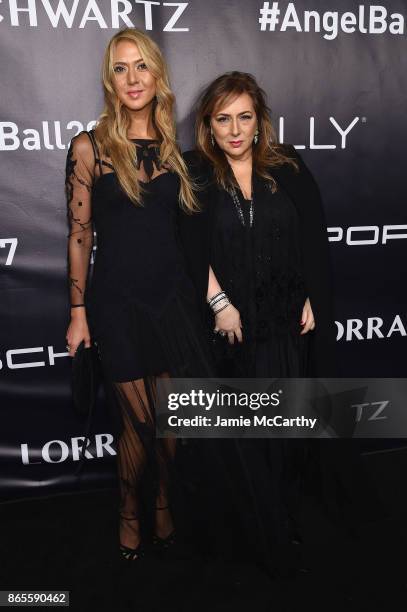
212, 296, 229, 310
213, 302, 230, 315
207, 291, 225, 307
71, 304, 85, 308
212, 299, 231, 315
208, 291, 231, 314
208, 291, 228, 306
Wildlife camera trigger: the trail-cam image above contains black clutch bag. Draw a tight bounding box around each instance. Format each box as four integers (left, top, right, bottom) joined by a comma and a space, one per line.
71, 341, 100, 421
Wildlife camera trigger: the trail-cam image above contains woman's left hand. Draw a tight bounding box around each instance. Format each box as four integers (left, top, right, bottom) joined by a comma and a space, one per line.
300, 298, 315, 335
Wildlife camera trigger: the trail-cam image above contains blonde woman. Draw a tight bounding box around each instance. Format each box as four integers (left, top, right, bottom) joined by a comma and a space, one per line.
65, 28, 211, 561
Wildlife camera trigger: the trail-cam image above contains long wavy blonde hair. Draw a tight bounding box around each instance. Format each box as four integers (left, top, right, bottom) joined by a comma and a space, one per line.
94, 28, 198, 212
196, 71, 298, 192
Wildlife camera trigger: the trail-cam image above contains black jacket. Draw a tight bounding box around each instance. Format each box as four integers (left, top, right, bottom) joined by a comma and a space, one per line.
178, 146, 337, 376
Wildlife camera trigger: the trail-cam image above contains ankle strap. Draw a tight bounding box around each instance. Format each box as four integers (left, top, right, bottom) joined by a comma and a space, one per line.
155, 505, 169, 511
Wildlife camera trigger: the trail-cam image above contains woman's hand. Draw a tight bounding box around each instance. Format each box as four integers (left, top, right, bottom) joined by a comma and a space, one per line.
66, 309, 91, 357
214, 304, 243, 345
300, 298, 315, 335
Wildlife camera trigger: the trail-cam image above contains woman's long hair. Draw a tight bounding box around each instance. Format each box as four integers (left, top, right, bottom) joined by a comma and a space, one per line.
195, 71, 298, 192
94, 28, 198, 212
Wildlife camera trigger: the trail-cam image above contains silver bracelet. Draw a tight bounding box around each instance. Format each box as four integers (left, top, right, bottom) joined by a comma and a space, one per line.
213, 302, 231, 315
208, 291, 227, 307
211, 296, 228, 310
207, 290, 224, 305
212, 297, 231, 313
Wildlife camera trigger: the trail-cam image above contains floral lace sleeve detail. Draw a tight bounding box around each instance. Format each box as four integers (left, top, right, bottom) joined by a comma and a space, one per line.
65, 132, 95, 306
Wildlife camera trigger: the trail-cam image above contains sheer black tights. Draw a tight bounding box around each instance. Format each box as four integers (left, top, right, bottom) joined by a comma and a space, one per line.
113, 374, 175, 548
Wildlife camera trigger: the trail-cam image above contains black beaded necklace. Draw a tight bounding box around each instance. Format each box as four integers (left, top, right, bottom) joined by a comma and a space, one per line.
229, 183, 254, 228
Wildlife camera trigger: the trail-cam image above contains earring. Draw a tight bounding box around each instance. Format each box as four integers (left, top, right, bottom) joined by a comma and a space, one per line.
210, 128, 215, 147
254, 129, 259, 145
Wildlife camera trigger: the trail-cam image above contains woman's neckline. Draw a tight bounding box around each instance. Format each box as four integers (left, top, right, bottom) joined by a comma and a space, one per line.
237, 188, 252, 202
129, 137, 159, 143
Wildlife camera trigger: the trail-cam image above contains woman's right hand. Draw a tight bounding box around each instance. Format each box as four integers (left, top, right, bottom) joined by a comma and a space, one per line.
214, 304, 243, 345
66, 310, 91, 357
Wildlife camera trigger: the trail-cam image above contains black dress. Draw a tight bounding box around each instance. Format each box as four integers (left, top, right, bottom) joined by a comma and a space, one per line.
65, 130, 212, 525
210, 176, 309, 561
178, 167, 309, 570
208, 173, 308, 377
180, 151, 379, 565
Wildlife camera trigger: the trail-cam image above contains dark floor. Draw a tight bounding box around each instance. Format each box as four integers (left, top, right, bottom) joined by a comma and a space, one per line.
1, 449, 407, 612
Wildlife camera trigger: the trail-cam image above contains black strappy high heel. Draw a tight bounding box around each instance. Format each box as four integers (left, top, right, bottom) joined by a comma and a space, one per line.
152, 505, 176, 550
119, 514, 144, 561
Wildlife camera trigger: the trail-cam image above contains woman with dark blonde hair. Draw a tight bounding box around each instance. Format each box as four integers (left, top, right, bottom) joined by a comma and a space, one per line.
179, 71, 337, 574
65, 28, 211, 561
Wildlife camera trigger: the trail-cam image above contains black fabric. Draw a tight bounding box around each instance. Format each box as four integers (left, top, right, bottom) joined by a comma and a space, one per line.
71, 340, 100, 420
177, 148, 319, 570
178, 146, 340, 570
179, 148, 381, 558
183, 436, 302, 570
179, 147, 337, 377
65, 132, 212, 383
89, 159, 211, 380
207, 172, 309, 377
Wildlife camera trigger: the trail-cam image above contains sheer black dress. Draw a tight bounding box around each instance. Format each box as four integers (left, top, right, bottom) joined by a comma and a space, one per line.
65, 130, 212, 549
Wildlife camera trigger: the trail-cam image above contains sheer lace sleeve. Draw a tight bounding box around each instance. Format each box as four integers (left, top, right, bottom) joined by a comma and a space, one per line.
65, 132, 95, 307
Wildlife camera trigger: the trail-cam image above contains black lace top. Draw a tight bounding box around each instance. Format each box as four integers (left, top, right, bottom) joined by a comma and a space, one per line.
65, 131, 189, 315
210, 174, 307, 342
64, 130, 211, 382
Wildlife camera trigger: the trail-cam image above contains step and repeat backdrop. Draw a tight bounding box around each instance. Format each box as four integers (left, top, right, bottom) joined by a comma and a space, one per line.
1, 0, 406, 500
